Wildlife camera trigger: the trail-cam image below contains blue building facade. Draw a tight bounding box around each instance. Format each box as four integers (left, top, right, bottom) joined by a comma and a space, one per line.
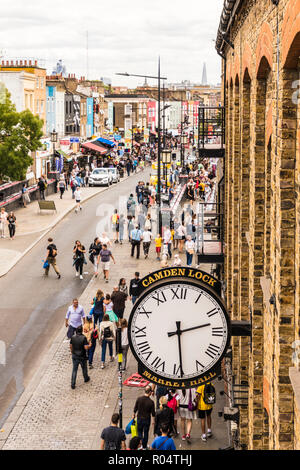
86, 97, 94, 138
46, 86, 56, 135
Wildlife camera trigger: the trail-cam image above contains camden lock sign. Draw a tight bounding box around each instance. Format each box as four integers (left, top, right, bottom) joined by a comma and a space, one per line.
128, 268, 231, 389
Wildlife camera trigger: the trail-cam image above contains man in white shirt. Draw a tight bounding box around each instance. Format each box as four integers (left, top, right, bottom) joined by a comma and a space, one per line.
142, 229, 153, 259
163, 227, 172, 259
0, 208, 8, 238
65, 299, 86, 339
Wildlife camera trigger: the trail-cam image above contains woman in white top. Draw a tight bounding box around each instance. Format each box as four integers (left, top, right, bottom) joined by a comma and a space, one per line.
185, 235, 195, 267
120, 318, 129, 371
99, 314, 115, 369
177, 388, 198, 441
100, 232, 112, 248
177, 223, 186, 254
74, 188, 82, 213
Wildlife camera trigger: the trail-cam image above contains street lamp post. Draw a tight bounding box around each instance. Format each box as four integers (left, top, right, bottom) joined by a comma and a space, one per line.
50, 129, 58, 173
162, 149, 172, 186
116, 62, 167, 235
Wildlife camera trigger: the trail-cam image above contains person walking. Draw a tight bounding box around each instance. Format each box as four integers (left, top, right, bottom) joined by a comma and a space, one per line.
111, 287, 127, 320
21, 184, 30, 207
118, 278, 128, 296
196, 383, 214, 442
103, 294, 119, 325
89, 237, 102, 278
185, 235, 195, 267
38, 178, 46, 200
133, 386, 155, 450
99, 313, 115, 369
129, 272, 140, 305
144, 213, 152, 231
70, 325, 91, 389
83, 316, 98, 369
142, 228, 152, 259
112, 209, 120, 244
65, 299, 86, 339
7, 212, 16, 240
177, 388, 198, 442
58, 178, 66, 199
163, 226, 172, 259
100, 413, 126, 450
120, 318, 130, 371
70, 177, 77, 199
127, 194, 136, 218
99, 243, 116, 283
130, 225, 143, 259
74, 187, 82, 213
0, 208, 8, 238
92, 289, 105, 326
154, 397, 175, 437
119, 214, 125, 245
151, 423, 176, 450
155, 234, 162, 261
44, 238, 61, 279
177, 223, 186, 253
73, 240, 86, 279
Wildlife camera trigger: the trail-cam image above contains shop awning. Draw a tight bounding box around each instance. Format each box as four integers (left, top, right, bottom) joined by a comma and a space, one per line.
96, 137, 115, 148
81, 142, 108, 155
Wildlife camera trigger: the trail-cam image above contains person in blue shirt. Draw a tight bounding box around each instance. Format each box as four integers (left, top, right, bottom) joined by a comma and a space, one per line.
130, 225, 143, 259
150, 423, 176, 450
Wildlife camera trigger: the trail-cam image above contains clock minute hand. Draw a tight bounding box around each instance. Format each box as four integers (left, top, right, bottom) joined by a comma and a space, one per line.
168, 323, 211, 338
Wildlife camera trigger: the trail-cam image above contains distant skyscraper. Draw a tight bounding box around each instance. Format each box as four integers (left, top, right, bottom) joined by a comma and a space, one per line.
202, 63, 208, 85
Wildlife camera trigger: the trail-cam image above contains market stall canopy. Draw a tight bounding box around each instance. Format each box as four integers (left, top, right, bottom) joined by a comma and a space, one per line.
96, 137, 115, 148
81, 142, 108, 155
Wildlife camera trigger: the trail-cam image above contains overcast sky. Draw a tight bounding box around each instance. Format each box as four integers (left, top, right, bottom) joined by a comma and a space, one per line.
0, 0, 223, 87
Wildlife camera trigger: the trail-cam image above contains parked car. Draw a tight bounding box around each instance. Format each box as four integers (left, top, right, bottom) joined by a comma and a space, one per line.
108, 167, 120, 183
88, 168, 113, 187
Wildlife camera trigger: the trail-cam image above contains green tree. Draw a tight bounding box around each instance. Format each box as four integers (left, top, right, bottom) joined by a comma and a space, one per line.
0, 87, 43, 182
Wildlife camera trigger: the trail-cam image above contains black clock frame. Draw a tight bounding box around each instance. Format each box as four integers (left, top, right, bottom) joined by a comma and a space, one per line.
128, 277, 231, 389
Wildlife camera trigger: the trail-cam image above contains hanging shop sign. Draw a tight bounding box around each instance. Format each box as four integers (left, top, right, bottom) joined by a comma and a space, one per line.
128, 268, 231, 389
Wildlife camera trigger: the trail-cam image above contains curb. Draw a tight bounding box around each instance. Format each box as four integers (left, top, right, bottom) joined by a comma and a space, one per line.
0, 169, 144, 278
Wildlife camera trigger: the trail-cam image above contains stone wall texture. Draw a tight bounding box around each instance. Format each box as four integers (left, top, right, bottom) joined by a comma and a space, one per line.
222, 0, 300, 450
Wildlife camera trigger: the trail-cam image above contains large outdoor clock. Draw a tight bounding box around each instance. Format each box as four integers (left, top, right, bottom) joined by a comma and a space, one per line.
128, 278, 231, 388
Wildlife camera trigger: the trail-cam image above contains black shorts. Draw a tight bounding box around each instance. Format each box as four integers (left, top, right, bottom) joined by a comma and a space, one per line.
198, 408, 212, 419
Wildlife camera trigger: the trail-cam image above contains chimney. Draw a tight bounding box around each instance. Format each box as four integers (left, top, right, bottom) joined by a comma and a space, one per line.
6, 61, 9, 66
35, 60, 37, 66
20, 60, 23, 66
11, 60, 13, 65
1, 61, 4, 65
16, 60, 18, 66
24, 60, 27, 66
29, 60, 32, 66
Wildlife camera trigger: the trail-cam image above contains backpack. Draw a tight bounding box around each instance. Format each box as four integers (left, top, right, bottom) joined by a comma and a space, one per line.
49, 244, 57, 257
199, 183, 205, 192
91, 328, 99, 344
103, 326, 112, 339
203, 383, 216, 405
167, 395, 178, 414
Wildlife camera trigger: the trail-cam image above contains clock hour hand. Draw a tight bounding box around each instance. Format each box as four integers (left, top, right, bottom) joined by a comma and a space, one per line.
168, 323, 211, 338
174, 321, 184, 377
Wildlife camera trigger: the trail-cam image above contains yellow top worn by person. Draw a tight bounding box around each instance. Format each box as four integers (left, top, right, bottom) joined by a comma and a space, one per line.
155, 236, 162, 248
196, 384, 213, 411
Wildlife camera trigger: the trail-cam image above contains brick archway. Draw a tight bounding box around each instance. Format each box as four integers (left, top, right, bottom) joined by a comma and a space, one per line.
256, 22, 273, 78
282, 0, 300, 69
242, 44, 253, 81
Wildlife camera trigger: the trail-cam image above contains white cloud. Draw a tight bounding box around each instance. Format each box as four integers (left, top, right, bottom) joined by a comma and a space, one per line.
0, 0, 223, 86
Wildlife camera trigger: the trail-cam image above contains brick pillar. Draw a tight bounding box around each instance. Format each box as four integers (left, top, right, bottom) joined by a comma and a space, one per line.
239, 75, 251, 446
273, 67, 298, 449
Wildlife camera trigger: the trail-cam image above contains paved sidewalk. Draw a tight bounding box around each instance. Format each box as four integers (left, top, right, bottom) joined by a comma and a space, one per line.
0, 172, 139, 277
0, 236, 229, 450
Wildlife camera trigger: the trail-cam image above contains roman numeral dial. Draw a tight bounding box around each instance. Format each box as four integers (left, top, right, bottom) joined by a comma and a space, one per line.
129, 282, 230, 384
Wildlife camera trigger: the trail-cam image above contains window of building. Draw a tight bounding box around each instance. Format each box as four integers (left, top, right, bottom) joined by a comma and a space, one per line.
36, 99, 39, 113
36, 78, 39, 89
40, 100, 44, 114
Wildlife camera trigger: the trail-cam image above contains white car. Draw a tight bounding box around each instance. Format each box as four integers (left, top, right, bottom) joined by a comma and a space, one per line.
108, 167, 120, 183
88, 168, 113, 187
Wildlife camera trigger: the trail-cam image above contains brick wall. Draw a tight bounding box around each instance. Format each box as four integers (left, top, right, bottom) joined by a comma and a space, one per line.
221, 0, 300, 449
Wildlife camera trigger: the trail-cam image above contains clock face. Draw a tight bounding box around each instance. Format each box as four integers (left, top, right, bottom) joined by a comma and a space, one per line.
128, 280, 230, 383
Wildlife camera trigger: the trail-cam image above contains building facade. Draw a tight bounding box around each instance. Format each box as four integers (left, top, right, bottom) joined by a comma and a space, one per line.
216, 0, 300, 450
